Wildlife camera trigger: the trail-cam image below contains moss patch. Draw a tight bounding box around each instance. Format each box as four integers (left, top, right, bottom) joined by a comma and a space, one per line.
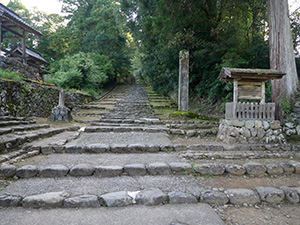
169, 111, 199, 119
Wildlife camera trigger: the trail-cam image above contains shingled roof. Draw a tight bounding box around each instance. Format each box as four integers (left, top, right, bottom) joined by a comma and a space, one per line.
0, 3, 42, 37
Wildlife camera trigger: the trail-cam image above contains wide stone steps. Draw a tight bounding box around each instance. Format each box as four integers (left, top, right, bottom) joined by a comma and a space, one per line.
0, 124, 50, 135
0, 116, 33, 122
0, 120, 36, 128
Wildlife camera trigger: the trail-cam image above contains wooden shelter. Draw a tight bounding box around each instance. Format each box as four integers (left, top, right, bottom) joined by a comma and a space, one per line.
0, 3, 42, 64
218, 67, 285, 120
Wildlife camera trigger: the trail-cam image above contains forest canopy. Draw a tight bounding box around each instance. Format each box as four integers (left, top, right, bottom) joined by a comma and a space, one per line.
2, 0, 300, 100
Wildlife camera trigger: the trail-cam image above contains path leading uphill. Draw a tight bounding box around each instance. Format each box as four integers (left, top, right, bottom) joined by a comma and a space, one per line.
1, 84, 300, 225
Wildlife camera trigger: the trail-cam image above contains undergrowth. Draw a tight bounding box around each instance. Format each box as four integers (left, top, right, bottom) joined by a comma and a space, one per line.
0, 70, 23, 82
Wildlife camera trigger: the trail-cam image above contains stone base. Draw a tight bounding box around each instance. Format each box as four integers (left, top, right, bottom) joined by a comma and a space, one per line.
217, 119, 286, 144
48, 106, 73, 122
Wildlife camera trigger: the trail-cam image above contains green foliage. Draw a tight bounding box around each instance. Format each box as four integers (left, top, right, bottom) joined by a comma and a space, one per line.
0, 70, 23, 81
279, 95, 292, 121
47, 52, 112, 90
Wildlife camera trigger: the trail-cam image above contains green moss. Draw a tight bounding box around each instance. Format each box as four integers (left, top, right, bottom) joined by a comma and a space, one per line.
169, 111, 199, 119
286, 135, 300, 143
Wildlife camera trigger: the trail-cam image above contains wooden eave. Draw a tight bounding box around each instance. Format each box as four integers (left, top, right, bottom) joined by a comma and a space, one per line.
218, 67, 286, 82
0, 9, 42, 37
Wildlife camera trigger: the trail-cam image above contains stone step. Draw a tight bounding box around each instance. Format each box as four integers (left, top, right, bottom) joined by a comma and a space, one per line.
0, 127, 78, 152
1, 159, 299, 179
0, 175, 299, 210
0, 124, 50, 135
75, 105, 107, 110
0, 120, 36, 128
0, 116, 32, 122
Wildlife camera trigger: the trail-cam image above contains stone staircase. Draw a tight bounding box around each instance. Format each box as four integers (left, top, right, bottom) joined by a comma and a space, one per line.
1, 84, 300, 225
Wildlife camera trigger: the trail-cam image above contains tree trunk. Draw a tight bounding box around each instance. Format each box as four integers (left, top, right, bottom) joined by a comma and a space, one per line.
268, 0, 298, 118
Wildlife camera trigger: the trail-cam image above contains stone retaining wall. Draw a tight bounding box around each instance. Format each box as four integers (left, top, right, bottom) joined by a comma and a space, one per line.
217, 119, 286, 144
0, 78, 93, 117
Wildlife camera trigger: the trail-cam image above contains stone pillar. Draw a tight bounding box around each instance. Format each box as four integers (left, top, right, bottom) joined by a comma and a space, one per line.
178, 50, 189, 111
48, 89, 73, 122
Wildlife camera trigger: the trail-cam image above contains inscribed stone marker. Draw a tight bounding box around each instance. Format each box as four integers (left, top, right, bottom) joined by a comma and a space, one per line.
178, 50, 189, 111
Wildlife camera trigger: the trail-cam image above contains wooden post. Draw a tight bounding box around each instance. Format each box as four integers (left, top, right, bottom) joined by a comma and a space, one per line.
21, 29, 27, 64
260, 82, 265, 104
178, 50, 189, 111
233, 80, 238, 118
0, 19, 2, 66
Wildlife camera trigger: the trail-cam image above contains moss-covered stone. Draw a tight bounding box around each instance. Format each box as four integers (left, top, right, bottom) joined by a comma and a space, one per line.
169, 111, 199, 119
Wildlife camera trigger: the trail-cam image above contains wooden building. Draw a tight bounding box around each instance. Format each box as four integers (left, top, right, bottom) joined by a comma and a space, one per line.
218, 67, 285, 120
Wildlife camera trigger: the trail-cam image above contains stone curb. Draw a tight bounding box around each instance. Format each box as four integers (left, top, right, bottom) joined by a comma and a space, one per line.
62, 143, 300, 155
1, 160, 299, 179
1, 186, 299, 209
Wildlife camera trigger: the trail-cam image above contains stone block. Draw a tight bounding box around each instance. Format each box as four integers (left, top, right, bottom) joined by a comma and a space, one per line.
85, 144, 110, 153
0, 165, 16, 178
173, 144, 186, 151
194, 163, 225, 176
270, 121, 281, 130
147, 144, 160, 152
16, 165, 37, 178
288, 161, 300, 173
245, 121, 255, 129
257, 129, 266, 138
64, 195, 100, 208
124, 164, 147, 176
200, 190, 228, 205
255, 187, 285, 204
169, 162, 193, 174
225, 189, 260, 205
69, 164, 95, 176
128, 144, 146, 152
160, 145, 174, 152
168, 191, 198, 204
39, 165, 69, 177
285, 122, 295, 129
110, 144, 128, 153
280, 162, 295, 174
250, 128, 258, 137
41, 146, 54, 155
65, 145, 84, 153
0, 194, 22, 207
21, 191, 69, 208
255, 121, 262, 129
136, 188, 168, 206
186, 130, 197, 137
205, 145, 224, 151
225, 164, 246, 176
231, 120, 245, 127
243, 162, 266, 176
266, 164, 284, 175
94, 166, 123, 177
147, 163, 171, 175
262, 121, 270, 130
280, 186, 299, 203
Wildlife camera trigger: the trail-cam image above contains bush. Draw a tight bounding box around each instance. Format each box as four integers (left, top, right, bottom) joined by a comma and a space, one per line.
0, 70, 23, 81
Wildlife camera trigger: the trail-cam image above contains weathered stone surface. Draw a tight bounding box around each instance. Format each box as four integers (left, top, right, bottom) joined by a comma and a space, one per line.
99, 191, 133, 207
225, 164, 246, 176
280, 162, 295, 174
173, 144, 186, 151
94, 166, 123, 177
263, 121, 270, 130
296, 125, 300, 135
194, 164, 225, 176
86, 144, 110, 153
266, 164, 284, 175
255, 187, 285, 203
280, 186, 299, 203
147, 163, 171, 175
65, 145, 84, 153
48, 106, 73, 122
124, 164, 147, 176
64, 195, 100, 208
243, 162, 266, 176
200, 190, 228, 205
39, 165, 69, 177
270, 121, 281, 130
0, 194, 22, 207
255, 121, 262, 129
110, 144, 128, 153
69, 164, 95, 176
169, 162, 193, 174
245, 121, 254, 129
0, 165, 16, 178
160, 145, 174, 152
136, 188, 168, 206
128, 144, 146, 152
225, 189, 260, 205
168, 191, 198, 204
288, 160, 300, 173
231, 120, 245, 127
41, 146, 54, 155
21, 191, 69, 208
16, 165, 37, 178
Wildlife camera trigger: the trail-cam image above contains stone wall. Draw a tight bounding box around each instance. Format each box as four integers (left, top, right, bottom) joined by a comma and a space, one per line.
1, 57, 43, 82
217, 119, 286, 144
0, 78, 93, 117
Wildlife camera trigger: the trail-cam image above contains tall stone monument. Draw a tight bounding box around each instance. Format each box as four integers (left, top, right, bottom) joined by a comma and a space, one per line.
48, 89, 73, 122
178, 50, 189, 111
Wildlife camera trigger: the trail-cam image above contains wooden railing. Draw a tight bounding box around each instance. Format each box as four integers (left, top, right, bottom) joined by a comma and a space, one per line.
225, 102, 275, 120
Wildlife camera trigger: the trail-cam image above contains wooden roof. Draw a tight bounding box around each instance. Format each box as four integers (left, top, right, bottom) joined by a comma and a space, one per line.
0, 3, 42, 37
218, 67, 285, 82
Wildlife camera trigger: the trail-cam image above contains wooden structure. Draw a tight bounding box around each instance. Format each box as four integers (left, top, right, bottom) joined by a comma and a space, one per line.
0, 3, 42, 64
218, 67, 285, 120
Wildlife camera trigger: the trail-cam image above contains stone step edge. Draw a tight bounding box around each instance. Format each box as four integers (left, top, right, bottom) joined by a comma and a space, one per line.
59, 143, 300, 155
1, 126, 79, 151
1, 186, 300, 208
0, 124, 51, 136
1, 161, 299, 179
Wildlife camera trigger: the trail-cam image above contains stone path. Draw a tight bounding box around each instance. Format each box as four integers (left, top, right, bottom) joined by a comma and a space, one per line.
1, 84, 300, 224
